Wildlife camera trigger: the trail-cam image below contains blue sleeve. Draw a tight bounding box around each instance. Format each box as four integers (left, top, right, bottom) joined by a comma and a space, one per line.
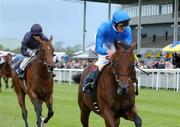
21, 33, 31, 57
123, 26, 132, 45
95, 26, 107, 55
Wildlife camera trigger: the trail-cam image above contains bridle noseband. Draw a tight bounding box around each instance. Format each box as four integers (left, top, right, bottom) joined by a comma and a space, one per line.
110, 52, 133, 83
36, 48, 54, 73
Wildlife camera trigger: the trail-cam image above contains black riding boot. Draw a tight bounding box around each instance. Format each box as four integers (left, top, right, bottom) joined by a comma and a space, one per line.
83, 66, 100, 93
16, 68, 25, 80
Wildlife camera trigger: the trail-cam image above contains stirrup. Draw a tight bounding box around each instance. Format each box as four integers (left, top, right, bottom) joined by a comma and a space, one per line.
17, 69, 24, 80
18, 76, 24, 81
18, 73, 24, 80
82, 82, 93, 93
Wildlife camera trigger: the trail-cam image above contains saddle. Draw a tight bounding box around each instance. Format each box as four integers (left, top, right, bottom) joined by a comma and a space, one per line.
13, 55, 35, 73
83, 64, 110, 113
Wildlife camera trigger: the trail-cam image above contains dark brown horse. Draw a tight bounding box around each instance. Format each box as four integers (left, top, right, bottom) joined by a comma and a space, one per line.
0, 53, 13, 92
73, 42, 141, 127
12, 36, 55, 127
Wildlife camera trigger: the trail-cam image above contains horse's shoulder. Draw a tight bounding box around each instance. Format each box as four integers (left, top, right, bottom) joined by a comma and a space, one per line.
101, 63, 111, 73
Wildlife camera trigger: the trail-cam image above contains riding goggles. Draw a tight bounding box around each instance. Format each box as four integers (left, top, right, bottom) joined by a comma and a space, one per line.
115, 20, 129, 28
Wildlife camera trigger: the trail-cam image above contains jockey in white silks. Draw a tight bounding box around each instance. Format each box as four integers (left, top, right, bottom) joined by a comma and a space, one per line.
83, 10, 134, 93
16, 24, 49, 80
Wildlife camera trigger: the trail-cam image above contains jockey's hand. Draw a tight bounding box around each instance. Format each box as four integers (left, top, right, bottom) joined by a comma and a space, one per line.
106, 50, 114, 60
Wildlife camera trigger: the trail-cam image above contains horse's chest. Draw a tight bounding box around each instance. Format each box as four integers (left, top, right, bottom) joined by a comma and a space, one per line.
111, 96, 134, 112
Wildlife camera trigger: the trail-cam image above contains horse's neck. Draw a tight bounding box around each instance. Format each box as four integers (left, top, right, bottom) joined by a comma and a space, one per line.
3, 62, 11, 71
31, 60, 49, 77
101, 64, 115, 81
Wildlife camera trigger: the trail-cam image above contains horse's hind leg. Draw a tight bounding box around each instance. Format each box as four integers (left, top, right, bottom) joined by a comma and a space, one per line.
17, 91, 29, 127
44, 96, 54, 124
79, 101, 91, 127
3, 77, 9, 89
0, 77, 1, 92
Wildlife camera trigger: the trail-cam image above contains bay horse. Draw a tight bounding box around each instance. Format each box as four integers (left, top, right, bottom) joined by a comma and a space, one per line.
0, 53, 13, 92
73, 42, 142, 127
12, 36, 55, 127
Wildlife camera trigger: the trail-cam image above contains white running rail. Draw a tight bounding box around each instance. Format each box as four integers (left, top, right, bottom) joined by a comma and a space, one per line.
54, 68, 180, 92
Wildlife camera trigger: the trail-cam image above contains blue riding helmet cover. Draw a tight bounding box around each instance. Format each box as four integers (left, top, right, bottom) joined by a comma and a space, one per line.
112, 10, 130, 24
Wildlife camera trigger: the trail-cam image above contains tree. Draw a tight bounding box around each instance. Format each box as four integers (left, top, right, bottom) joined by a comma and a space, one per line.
0, 44, 3, 50
11, 47, 21, 54
73, 44, 81, 52
65, 46, 74, 56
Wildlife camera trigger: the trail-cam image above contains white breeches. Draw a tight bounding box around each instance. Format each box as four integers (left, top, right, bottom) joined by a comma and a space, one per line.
95, 43, 116, 71
20, 57, 31, 70
20, 48, 37, 70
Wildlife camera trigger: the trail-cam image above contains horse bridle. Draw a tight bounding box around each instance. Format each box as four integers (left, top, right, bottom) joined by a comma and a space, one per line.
110, 51, 135, 83
36, 48, 54, 73
111, 59, 132, 82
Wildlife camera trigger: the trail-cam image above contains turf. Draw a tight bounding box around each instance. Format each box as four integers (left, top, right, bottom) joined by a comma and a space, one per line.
0, 83, 180, 127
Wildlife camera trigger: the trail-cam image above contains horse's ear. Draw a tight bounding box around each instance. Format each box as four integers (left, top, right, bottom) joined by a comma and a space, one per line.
50, 35, 53, 42
128, 42, 136, 53
131, 42, 136, 49
33, 36, 43, 44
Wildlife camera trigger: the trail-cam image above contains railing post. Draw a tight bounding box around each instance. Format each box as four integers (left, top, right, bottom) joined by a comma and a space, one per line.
176, 71, 179, 92
156, 71, 159, 90
69, 70, 72, 85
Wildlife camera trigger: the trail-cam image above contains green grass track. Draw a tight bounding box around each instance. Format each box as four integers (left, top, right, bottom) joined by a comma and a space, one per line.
0, 82, 180, 127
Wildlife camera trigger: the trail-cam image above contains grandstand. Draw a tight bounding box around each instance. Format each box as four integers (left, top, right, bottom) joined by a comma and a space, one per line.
79, 0, 179, 51
123, 3, 180, 48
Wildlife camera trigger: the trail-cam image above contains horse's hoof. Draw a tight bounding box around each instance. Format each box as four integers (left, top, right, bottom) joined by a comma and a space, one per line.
135, 91, 139, 95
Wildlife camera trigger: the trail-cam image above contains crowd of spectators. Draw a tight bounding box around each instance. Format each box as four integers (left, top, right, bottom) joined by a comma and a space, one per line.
54, 52, 180, 70
136, 60, 174, 69
54, 58, 95, 69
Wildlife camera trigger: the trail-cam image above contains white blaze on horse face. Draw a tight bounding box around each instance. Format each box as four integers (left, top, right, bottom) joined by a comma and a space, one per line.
47, 46, 50, 50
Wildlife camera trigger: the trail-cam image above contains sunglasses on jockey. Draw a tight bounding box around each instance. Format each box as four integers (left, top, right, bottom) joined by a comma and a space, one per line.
114, 20, 129, 29
32, 33, 41, 37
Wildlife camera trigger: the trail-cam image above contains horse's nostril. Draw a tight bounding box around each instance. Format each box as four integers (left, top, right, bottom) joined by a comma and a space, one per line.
51, 66, 54, 71
117, 84, 129, 95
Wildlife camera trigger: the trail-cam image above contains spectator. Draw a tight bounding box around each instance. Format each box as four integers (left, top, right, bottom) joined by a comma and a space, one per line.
165, 61, 174, 69
165, 30, 168, 41
172, 52, 180, 68
152, 34, 156, 43
156, 60, 165, 69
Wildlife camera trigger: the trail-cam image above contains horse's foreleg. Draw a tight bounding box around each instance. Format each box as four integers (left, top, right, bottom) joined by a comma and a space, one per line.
32, 100, 42, 127
134, 114, 142, 127
44, 96, 54, 124
103, 108, 118, 127
124, 106, 142, 127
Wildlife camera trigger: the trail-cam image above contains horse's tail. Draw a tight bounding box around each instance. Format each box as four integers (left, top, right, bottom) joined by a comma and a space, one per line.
72, 73, 81, 84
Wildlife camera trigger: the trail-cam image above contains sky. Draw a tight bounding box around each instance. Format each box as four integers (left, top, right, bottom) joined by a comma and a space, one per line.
0, 0, 119, 48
